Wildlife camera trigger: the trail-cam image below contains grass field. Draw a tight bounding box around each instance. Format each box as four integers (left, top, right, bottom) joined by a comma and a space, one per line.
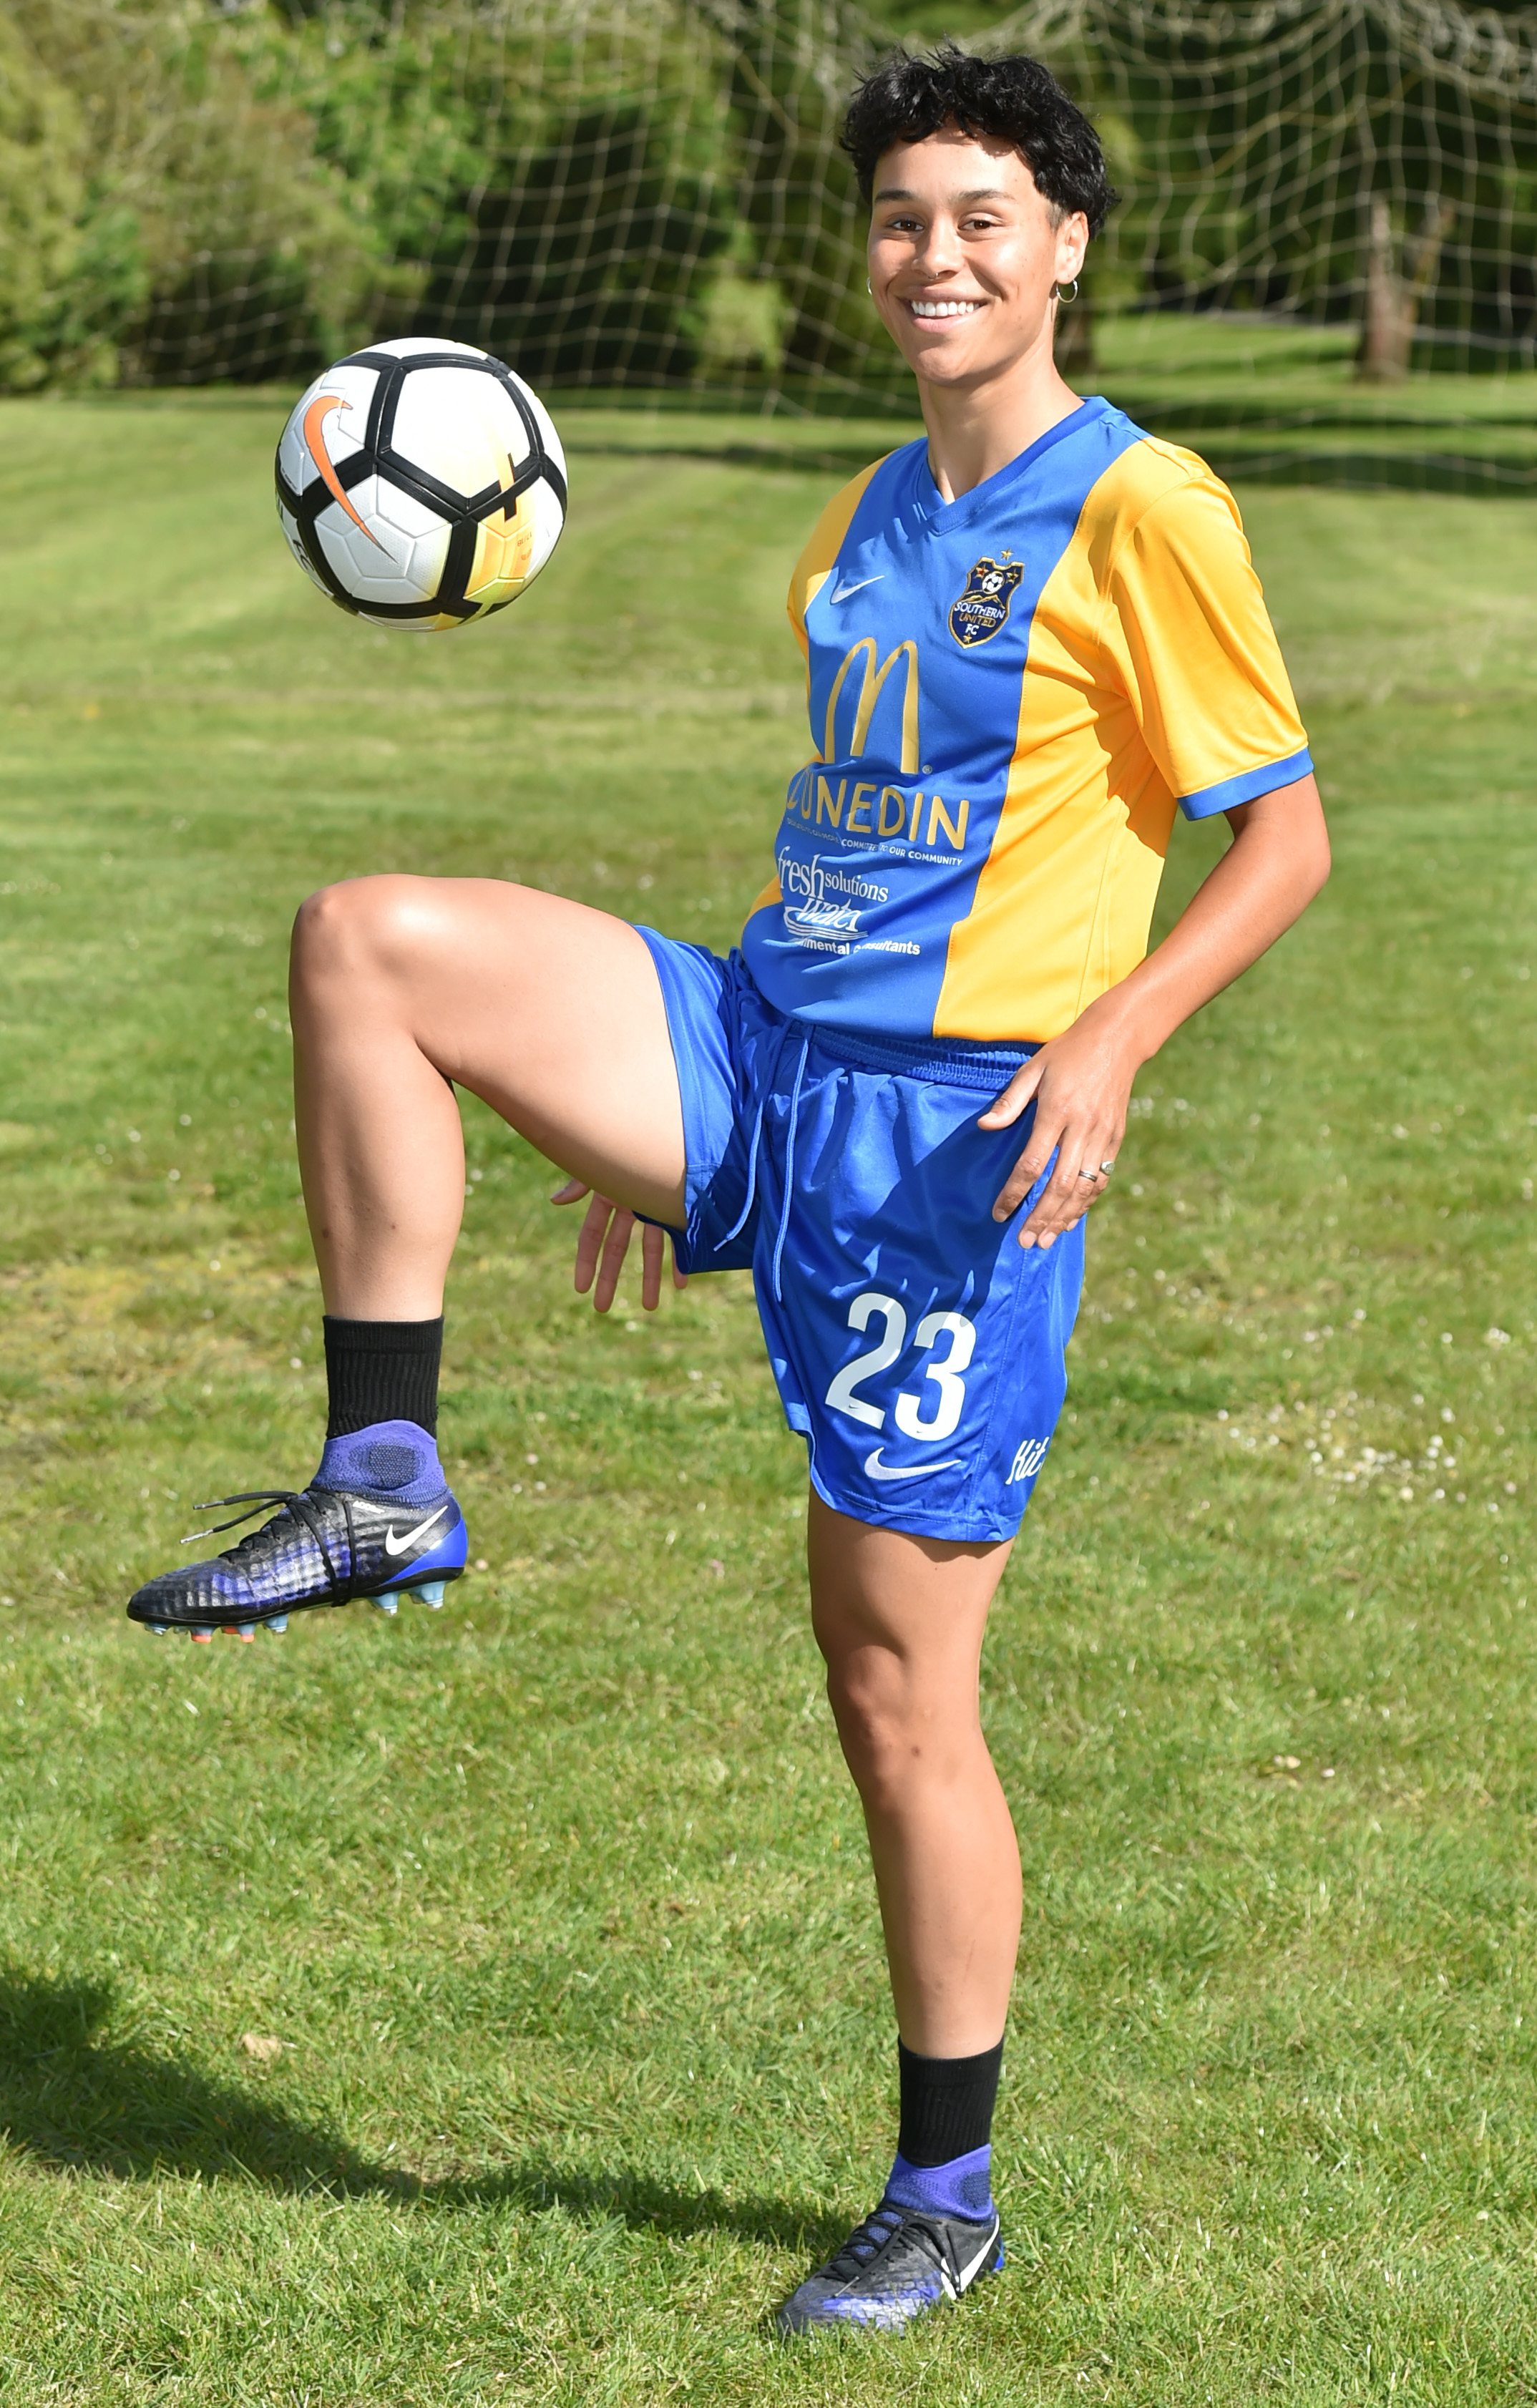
3, 393, 1537, 2404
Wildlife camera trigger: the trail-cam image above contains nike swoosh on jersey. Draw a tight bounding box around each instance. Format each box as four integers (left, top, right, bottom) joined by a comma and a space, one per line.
384, 1505, 450, 1556
863, 1448, 962, 1483
830, 575, 883, 603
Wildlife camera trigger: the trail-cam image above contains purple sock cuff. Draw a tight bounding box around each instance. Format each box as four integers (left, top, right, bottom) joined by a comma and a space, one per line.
884, 2144, 994, 2221
312, 1420, 445, 1507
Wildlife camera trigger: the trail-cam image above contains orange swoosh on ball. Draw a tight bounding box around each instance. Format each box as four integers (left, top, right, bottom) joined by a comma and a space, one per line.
302, 394, 383, 546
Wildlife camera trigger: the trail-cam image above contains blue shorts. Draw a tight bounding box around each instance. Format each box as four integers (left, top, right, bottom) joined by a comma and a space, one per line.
637, 932, 1083, 1544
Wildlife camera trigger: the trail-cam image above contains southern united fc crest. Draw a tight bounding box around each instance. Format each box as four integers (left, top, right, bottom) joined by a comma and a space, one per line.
949, 555, 1024, 648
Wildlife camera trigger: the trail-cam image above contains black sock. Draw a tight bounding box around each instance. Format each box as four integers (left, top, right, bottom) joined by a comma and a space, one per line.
323, 1316, 443, 1439
896, 2038, 1004, 2167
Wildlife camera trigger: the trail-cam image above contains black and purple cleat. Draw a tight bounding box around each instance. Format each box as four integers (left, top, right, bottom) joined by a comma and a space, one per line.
774, 2200, 1002, 2336
127, 1421, 467, 1642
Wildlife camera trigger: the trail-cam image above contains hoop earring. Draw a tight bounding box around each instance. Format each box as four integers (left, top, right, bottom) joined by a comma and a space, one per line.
1055, 277, 1080, 304
865, 278, 872, 294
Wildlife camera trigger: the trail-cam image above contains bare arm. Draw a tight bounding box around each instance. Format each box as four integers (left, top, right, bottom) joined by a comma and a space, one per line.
982, 772, 1331, 1247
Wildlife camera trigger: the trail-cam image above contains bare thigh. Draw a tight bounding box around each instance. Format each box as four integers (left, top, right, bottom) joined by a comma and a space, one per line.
290, 874, 686, 1223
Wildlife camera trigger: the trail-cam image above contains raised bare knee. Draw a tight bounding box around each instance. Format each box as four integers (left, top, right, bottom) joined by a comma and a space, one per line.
291, 876, 419, 995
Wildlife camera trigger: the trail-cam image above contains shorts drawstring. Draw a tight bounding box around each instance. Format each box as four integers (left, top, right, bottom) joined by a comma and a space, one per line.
713, 1021, 789, 1256
713, 1018, 813, 1301
712, 1118, 763, 1256
770, 1030, 812, 1303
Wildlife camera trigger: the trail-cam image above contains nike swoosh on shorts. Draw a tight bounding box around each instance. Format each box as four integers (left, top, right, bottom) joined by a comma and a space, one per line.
862, 1448, 962, 1483
831, 575, 883, 603
384, 1506, 450, 1556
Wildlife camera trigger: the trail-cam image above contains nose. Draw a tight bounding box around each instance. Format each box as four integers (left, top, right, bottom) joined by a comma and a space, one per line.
911, 214, 965, 279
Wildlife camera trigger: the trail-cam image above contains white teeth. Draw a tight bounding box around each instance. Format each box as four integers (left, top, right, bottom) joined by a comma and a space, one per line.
910, 301, 982, 318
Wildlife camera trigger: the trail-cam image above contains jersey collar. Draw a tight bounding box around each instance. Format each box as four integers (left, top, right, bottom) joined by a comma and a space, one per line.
909, 394, 1115, 532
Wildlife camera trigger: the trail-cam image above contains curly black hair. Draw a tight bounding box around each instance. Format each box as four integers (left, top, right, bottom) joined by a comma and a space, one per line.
841, 46, 1117, 238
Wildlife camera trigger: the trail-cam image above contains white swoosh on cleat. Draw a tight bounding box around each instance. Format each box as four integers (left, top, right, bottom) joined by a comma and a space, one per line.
863, 1449, 962, 1483
384, 1505, 449, 1556
954, 2216, 1000, 2289
830, 574, 883, 603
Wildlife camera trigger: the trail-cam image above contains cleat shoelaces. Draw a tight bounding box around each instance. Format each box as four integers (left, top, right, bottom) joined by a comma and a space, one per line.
127, 1456, 467, 1637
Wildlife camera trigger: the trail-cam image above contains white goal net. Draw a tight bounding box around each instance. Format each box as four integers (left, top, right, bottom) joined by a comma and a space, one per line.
5, 0, 1536, 480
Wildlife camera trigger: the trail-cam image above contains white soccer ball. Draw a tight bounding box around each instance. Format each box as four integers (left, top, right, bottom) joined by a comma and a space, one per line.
274, 336, 567, 632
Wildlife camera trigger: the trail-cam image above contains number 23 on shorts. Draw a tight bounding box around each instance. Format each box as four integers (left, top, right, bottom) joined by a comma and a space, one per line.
824, 1292, 977, 1443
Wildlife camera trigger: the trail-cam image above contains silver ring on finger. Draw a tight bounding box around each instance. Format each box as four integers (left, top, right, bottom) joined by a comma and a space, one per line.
1076, 1166, 1101, 1181
1098, 1158, 1116, 1174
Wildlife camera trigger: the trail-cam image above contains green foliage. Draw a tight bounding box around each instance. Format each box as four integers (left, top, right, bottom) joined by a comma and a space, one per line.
693, 261, 792, 376
4, 1, 1537, 416
0, 0, 871, 393
3, 0, 1537, 406
0, 0, 394, 386
0, 12, 145, 389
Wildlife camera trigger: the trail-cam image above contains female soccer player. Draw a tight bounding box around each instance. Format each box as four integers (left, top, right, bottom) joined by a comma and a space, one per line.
130, 49, 1329, 2335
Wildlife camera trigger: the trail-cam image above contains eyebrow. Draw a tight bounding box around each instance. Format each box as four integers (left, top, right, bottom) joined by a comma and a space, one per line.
872, 185, 1012, 204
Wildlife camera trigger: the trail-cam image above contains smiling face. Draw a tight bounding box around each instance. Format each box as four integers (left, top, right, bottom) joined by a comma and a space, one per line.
867, 123, 1089, 393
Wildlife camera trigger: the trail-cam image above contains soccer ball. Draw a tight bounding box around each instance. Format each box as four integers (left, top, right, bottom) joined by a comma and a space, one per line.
274, 336, 567, 632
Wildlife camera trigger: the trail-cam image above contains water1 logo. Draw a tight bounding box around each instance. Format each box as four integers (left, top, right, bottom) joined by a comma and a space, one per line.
779, 851, 889, 940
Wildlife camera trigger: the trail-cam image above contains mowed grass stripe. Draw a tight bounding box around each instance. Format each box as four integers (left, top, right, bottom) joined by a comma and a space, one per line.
0, 395, 1535, 2402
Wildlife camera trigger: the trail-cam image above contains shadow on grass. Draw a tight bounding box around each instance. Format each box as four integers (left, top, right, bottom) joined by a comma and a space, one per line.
0, 1971, 829, 2252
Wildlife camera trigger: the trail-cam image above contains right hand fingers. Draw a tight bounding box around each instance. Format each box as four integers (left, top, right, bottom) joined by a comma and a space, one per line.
641, 1222, 664, 1312
569, 1189, 688, 1313
593, 1203, 638, 1313
572, 1193, 621, 1300
609, 1215, 690, 1312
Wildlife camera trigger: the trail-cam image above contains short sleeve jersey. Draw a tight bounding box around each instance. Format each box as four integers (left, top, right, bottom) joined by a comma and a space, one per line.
738, 396, 1311, 1044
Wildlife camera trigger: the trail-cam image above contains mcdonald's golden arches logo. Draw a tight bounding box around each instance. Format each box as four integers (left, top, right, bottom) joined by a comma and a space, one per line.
821, 639, 920, 774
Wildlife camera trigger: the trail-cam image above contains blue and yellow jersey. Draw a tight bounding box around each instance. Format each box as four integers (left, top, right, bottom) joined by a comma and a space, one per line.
740, 397, 1311, 1043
